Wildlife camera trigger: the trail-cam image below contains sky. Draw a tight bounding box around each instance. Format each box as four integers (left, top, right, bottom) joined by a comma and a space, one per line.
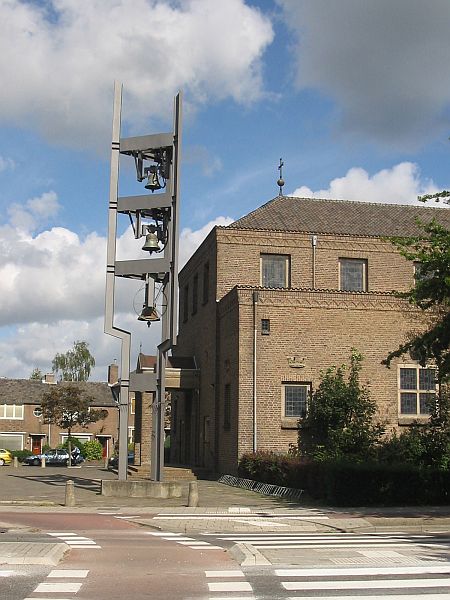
0, 0, 449, 381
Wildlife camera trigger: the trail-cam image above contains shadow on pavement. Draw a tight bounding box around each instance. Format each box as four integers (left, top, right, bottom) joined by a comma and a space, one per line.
8, 473, 102, 494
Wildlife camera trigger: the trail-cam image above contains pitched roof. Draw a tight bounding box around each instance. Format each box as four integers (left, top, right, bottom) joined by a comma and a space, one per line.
228, 196, 450, 238
0, 379, 115, 406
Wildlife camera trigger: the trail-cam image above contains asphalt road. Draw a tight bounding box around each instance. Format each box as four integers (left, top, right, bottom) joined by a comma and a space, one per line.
2, 511, 450, 599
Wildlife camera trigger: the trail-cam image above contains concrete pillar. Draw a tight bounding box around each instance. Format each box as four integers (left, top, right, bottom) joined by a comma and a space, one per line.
41, 456, 46, 468
13, 456, 19, 468
187, 480, 199, 507
65, 480, 76, 507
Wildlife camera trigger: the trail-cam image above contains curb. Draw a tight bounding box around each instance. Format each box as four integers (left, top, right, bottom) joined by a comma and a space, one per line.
228, 542, 271, 566
0, 542, 69, 565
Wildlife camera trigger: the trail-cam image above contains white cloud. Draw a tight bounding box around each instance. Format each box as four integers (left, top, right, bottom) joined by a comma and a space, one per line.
0, 0, 273, 151
292, 162, 441, 205
7, 191, 60, 231
0, 206, 233, 378
179, 216, 234, 267
278, 0, 450, 147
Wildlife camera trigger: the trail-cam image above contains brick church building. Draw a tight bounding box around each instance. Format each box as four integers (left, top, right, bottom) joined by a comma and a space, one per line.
167, 195, 450, 476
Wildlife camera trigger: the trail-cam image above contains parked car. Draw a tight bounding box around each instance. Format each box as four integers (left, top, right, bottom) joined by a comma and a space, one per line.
23, 448, 84, 467
108, 451, 134, 468
0, 448, 12, 466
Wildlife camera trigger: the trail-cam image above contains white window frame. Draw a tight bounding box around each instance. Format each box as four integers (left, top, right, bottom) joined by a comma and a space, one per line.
0, 404, 24, 420
260, 254, 290, 288
0, 432, 25, 450
398, 364, 437, 416
282, 383, 311, 419
339, 258, 368, 292
60, 433, 92, 444
128, 426, 135, 443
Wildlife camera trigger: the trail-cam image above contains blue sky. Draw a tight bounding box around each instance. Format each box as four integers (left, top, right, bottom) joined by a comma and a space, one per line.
0, 0, 449, 380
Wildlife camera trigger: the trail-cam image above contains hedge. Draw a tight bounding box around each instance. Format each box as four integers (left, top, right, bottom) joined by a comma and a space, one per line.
238, 451, 450, 506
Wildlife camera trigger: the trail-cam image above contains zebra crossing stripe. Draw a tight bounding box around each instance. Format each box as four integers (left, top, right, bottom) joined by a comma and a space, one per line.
276, 565, 450, 577
282, 578, 450, 591
205, 570, 244, 577
208, 582, 253, 592
47, 570, 89, 578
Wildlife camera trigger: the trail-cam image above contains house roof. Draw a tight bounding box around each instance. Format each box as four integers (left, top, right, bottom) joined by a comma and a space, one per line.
0, 379, 115, 407
228, 196, 450, 238
137, 353, 157, 370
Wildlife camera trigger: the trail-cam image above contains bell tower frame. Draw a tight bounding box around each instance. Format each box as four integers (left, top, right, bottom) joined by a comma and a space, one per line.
105, 82, 182, 481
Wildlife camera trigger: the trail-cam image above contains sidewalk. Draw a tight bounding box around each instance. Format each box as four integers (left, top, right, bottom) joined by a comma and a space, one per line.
1, 464, 450, 565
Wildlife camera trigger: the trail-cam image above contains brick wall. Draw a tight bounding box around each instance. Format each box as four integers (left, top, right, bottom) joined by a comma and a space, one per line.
176, 226, 428, 474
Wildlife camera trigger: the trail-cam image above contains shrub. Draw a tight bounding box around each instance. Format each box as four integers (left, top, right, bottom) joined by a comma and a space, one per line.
82, 439, 103, 461
299, 350, 384, 461
10, 449, 33, 462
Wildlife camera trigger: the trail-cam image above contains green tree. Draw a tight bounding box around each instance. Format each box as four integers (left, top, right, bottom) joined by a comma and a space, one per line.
300, 350, 384, 461
383, 219, 450, 389
29, 368, 43, 380
52, 341, 95, 382
40, 384, 107, 466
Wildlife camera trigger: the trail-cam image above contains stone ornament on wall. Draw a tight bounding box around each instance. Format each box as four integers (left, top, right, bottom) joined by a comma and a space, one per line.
287, 356, 306, 368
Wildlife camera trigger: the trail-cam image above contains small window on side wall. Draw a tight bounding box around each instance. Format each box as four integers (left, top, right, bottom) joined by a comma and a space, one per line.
261, 254, 290, 288
261, 319, 270, 335
202, 262, 209, 304
339, 258, 368, 292
192, 274, 198, 315
183, 284, 189, 323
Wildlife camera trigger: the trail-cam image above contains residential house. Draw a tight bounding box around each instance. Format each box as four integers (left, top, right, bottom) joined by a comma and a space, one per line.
0, 373, 120, 457
172, 195, 450, 475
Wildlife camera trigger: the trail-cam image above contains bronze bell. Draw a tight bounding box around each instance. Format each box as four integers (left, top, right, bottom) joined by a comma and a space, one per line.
138, 305, 160, 322
145, 166, 162, 191
142, 228, 159, 252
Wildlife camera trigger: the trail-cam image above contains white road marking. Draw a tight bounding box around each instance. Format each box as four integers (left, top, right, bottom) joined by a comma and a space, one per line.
47, 570, 89, 578
177, 541, 212, 546
48, 531, 101, 548
205, 570, 244, 577
208, 582, 253, 592
34, 582, 83, 593
114, 515, 138, 519
65, 540, 97, 547
162, 537, 193, 541
0, 571, 16, 577
191, 546, 223, 550
282, 578, 450, 591
97, 512, 119, 515
275, 565, 450, 577
54, 535, 95, 543
66, 544, 101, 549
148, 532, 181, 536
234, 518, 288, 527
228, 507, 251, 513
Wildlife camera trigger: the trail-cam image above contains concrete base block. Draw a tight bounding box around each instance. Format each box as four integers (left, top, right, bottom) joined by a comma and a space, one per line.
101, 479, 182, 498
